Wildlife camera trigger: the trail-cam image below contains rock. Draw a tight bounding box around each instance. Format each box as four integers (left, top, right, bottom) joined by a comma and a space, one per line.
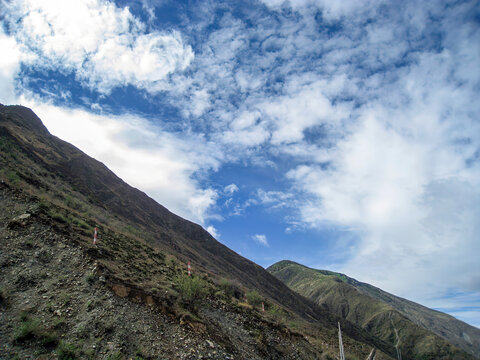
206, 340, 215, 348
7, 213, 31, 228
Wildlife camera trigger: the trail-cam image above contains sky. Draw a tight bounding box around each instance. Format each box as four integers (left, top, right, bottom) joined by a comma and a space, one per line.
1, 0, 479, 328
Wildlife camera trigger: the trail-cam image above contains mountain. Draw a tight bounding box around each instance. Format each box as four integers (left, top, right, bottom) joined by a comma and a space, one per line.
0, 104, 474, 359
0, 104, 402, 359
268, 260, 480, 359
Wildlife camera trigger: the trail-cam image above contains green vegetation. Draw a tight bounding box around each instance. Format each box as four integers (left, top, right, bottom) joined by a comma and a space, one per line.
174, 274, 209, 303
47, 208, 90, 229
105, 351, 123, 360
56, 341, 77, 360
246, 290, 263, 307
219, 278, 235, 298
6, 170, 20, 184
14, 312, 58, 348
85, 272, 95, 284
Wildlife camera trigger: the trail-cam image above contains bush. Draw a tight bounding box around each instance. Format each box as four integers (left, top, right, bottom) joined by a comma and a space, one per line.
219, 278, 235, 298
175, 275, 209, 303
85, 272, 95, 284
49, 210, 68, 224
14, 312, 58, 347
57, 341, 77, 360
14, 319, 38, 341
14, 312, 40, 342
6, 170, 20, 184
246, 290, 263, 307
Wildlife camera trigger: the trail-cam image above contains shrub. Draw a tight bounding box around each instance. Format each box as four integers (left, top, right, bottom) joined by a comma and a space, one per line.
57, 341, 77, 360
85, 272, 95, 285
175, 275, 209, 303
219, 278, 235, 298
49, 210, 68, 224
37, 198, 51, 211
6, 170, 20, 184
14, 312, 40, 342
14, 312, 58, 347
14, 319, 38, 341
246, 290, 263, 307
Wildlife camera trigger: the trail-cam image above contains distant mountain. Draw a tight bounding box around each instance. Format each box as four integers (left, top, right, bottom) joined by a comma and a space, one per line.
0, 104, 404, 359
268, 260, 480, 359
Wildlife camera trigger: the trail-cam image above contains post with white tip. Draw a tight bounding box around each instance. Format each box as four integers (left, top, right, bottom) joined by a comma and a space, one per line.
187, 261, 191, 276
93, 227, 98, 245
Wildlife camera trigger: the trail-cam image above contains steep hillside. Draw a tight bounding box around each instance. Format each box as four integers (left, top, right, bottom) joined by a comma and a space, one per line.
0, 104, 401, 359
268, 260, 480, 359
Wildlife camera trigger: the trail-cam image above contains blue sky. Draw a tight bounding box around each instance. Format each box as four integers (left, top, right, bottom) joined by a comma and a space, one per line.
1, 0, 479, 328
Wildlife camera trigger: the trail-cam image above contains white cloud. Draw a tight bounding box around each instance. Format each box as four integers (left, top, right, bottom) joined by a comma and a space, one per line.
224, 183, 239, 195
259, 0, 382, 20
0, 28, 27, 103
206, 225, 220, 239
252, 234, 269, 247
3, 0, 194, 94
287, 44, 480, 304
20, 97, 221, 225
260, 80, 349, 145
257, 189, 294, 209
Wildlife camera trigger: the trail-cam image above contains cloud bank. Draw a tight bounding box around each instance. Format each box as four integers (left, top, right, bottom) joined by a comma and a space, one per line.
3, 0, 194, 94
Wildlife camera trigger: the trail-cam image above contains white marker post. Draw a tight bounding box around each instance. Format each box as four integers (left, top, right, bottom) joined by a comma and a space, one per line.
261, 302, 265, 313
187, 261, 191, 276
93, 227, 98, 245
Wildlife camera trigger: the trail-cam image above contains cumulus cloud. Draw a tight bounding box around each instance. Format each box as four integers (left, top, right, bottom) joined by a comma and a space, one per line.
252, 234, 269, 247
3, 0, 194, 94
285, 12, 480, 305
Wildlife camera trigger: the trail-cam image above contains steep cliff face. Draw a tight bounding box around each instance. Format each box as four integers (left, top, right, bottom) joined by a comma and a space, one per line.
0, 104, 402, 359
268, 260, 480, 359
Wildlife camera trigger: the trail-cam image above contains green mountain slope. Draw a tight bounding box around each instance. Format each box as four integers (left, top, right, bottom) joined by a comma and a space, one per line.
0, 104, 404, 359
268, 260, 480, 359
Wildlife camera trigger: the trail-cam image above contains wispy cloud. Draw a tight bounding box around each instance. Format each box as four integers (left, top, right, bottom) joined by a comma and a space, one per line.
252, 234, 269, 247
224, 183, 239, 195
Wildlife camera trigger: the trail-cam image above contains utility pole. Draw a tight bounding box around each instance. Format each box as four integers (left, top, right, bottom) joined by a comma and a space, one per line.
338, 322, 345, 360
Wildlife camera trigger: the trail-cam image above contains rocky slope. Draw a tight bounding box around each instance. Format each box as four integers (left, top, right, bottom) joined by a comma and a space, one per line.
0, 104, 402, 359
0, 183, 327, 359
268, 260, 480, 359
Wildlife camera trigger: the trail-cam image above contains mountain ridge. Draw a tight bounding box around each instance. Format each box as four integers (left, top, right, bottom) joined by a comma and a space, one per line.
0, 104, 474, 359
268, 260, 480, 358
1, 104, 400, 359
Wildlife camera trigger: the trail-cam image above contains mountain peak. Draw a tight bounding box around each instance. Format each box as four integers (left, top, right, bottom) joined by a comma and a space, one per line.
0, 104, 50, 137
